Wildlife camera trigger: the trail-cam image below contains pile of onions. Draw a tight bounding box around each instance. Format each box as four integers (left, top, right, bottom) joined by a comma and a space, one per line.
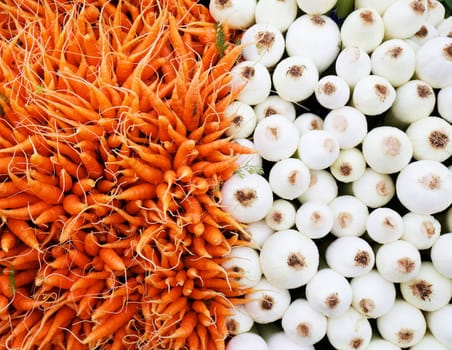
209, 0, 452, 349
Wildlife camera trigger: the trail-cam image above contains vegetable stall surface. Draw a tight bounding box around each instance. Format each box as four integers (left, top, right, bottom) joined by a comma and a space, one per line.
0, 0, 253, 349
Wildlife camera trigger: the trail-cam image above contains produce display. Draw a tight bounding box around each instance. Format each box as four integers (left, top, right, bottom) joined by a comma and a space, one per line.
0, 0, 451, 350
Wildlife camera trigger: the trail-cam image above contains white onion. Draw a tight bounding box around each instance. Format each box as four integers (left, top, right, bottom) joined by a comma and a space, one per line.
330, 148, 366, 183
395, 159, 452, 215
329, 195, 369, 237
221, 173, 273, 224
305, 268, 353, 318
370, 39, 416, 87
415, 36, 452, 88
335, 46, 372, 88
272, 56, 319, 102
295, 201, 334, 239
281, 299, 328, 346
326, 236, 375, 278
386, 79, 435, 127
224, 101, 257, 139
366, 207, 404, 244
297, 169, 338, 204
285, 14, 340, 73
351, 168, 395, 208
401, 212, 441, 250
426, 0, 446, 25
254, 95, 297, 122
231, 60, 272, 105
426, 305, 452, 348
352, 75, 396, 116
314, 75, 350, 110
296, 0, 337, 14
298, 130, 340, 170
293, 113, 324, 136
400, 262, 452, 311
409, 333, 450, 350
326, 307, 372, 350
376, 300, 426, 348
340, 8, 385, 53
225, 305, 255, 336
430, 232, 452, 278
437, 85, 452, 123
234, 138, 263, 173
264, 199, 296, 231
405, 116, 452, 162
268, 158, 311, 200
354, 0, 398, 14
241, 23, 286, 68
245, 278, 291, 324
375, 240, 422, 283
254, 0, 298, 32
245, 220, 274, 249
362, 126, 413, 174
222, 246, 262, 288
260, 229, 319, 289
383, 0, 428, 39
209, 0, 257, 29
226, 332, 268, 350
253, 114, 300, 161
350, 270, 396, 318
323, 106, 368, 149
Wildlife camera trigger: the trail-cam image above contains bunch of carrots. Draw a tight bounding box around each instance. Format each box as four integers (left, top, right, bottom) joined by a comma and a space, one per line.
0, 0, 252, 349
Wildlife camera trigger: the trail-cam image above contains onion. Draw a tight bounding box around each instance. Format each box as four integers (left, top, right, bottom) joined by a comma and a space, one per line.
272, 56, 319, 102
245, 278, 291, 324
285, 15, 340, 73
221, 173, 273, 224
268, 158, 311, 200
340, 8, 385, 53
305, 268, 353, 318
430, 232, 452, 278
209, 0, 257, 29
375, 240, 422, 283
382, 0, 428, 39
351, 75, 396, 116
323, 106, 368, 149
281, 299, 328, 346
226, 332, 268, 350
335, 46, 372, 88
361, 126, 413, 174
298, 130, 340, 170
231, 60, 272, 105
395, 159, 452, 215
254, 0, 298, 32
260, 229, 319, 289
350, 270, 396, 318
253, 114, 300, 161
415, 36, 452, 88
326, 307, 372, 350
240, 23, 286, 68
329, 195, 369, 237
376, 300, 426, 348
400, 262, 452, 311
426, 305, 452, 348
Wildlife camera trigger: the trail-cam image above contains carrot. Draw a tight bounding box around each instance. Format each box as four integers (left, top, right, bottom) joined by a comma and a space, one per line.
170, 310, 198, 346
99, 247, 126, 271
39, 305, 76, 348
81, 303, 139, 345
91, 295, 125, 321
33, 205, 66, 227
6, 218, 40, 250
0, 231, 16, 252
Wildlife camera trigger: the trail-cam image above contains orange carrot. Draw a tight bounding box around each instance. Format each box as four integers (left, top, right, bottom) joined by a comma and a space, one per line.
81, 303, 139, 344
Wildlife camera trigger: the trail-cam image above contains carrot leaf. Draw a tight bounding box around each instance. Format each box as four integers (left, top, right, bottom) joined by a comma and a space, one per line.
9, 266, 16, 295
216, 22, 229, 57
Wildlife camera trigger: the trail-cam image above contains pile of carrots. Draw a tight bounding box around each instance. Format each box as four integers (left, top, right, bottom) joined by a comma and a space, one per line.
0, 0, 252, 349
